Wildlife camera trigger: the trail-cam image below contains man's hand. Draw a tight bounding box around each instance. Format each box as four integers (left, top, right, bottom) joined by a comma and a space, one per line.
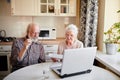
24, 39, 32, 49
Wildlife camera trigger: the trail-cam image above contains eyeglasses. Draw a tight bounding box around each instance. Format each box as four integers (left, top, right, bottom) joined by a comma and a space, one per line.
30, 32, 39, 35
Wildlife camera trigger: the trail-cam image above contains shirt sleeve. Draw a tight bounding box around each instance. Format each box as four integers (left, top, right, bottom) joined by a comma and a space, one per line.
10, 39, 22, 67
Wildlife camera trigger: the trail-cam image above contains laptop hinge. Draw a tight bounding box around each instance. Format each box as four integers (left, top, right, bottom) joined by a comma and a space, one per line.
60, 69, 92, 78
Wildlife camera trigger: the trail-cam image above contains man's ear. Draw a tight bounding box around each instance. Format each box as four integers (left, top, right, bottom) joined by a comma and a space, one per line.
26, 35, 29, 39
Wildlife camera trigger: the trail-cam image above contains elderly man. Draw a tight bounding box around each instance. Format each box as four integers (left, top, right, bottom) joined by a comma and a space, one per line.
10, 23, 45, 72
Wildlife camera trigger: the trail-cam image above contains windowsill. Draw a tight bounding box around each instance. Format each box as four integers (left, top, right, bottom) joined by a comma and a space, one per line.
96, 51, 120, 76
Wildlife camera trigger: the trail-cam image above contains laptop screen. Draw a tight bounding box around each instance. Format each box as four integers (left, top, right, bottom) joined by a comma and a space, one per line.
51, 47, 97, 78
61, 47, 97, 75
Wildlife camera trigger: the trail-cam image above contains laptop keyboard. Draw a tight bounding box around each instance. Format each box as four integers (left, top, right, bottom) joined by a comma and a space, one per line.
57, 69, 61, 73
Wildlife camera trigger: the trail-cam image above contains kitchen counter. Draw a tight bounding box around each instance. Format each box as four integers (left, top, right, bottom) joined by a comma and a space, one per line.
96, 51, 120, 76
0, 38, 65, 45
39, 38, 64, 45
0, 42, 13, 45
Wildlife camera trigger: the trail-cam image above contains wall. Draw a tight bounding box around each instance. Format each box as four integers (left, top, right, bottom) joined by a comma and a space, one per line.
103, 0, 120, 52
104, 0, 120, 31
97, 0, 120, 51
0, 0, 76, 38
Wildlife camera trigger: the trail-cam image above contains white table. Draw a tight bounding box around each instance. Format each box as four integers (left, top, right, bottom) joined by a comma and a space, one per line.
3, 62, 120, 80
96, 51, 120, 76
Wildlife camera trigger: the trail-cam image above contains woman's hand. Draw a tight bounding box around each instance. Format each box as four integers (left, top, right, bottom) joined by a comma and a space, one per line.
51, 58, 58, 62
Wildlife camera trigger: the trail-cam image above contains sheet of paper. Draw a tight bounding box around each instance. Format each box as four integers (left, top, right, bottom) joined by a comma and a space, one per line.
48, 54, 63, 59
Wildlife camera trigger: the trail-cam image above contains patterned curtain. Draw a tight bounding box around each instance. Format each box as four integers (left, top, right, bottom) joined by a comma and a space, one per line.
78, 0, 98, 47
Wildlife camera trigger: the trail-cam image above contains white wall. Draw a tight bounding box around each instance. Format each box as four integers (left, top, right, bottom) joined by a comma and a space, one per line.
0, 0, 76, 38
104, 0, 120, 32
97, 0, 120, 51
103, 0, 120, 52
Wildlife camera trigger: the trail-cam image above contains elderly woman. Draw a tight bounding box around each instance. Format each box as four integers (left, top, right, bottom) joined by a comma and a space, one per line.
58, 24, 83, 54
52, 24, 83, 62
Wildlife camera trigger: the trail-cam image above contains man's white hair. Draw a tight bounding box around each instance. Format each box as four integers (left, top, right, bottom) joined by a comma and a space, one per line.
65, 24, 78, 35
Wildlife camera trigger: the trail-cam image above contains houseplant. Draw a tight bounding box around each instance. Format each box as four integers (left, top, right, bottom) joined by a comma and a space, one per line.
104, 22, 120, 54
117, 10, 120, 13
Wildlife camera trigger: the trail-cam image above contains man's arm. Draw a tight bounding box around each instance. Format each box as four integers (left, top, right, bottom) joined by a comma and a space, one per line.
10, 39, 32, 66
18, 39, 32, 60
38, 44, 46, 62
10, 39, 20, 66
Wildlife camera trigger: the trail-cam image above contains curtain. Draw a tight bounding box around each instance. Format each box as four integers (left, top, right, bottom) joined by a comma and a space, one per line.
78, 0, 98, 47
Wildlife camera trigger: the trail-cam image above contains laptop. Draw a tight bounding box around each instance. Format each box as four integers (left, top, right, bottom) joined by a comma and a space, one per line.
50, 47, 97, 78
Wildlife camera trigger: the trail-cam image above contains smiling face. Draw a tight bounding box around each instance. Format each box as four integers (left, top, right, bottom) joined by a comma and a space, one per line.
65, 30, 77, 44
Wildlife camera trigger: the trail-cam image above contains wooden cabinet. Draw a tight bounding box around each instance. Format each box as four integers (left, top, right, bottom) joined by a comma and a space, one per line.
11, 0, 37, 16
11, 0, 76, 16
37, 0, 56, 16
37, 0, 76, 16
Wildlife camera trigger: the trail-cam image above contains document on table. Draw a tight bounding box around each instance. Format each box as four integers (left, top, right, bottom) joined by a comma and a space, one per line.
48, 54, 63, 59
